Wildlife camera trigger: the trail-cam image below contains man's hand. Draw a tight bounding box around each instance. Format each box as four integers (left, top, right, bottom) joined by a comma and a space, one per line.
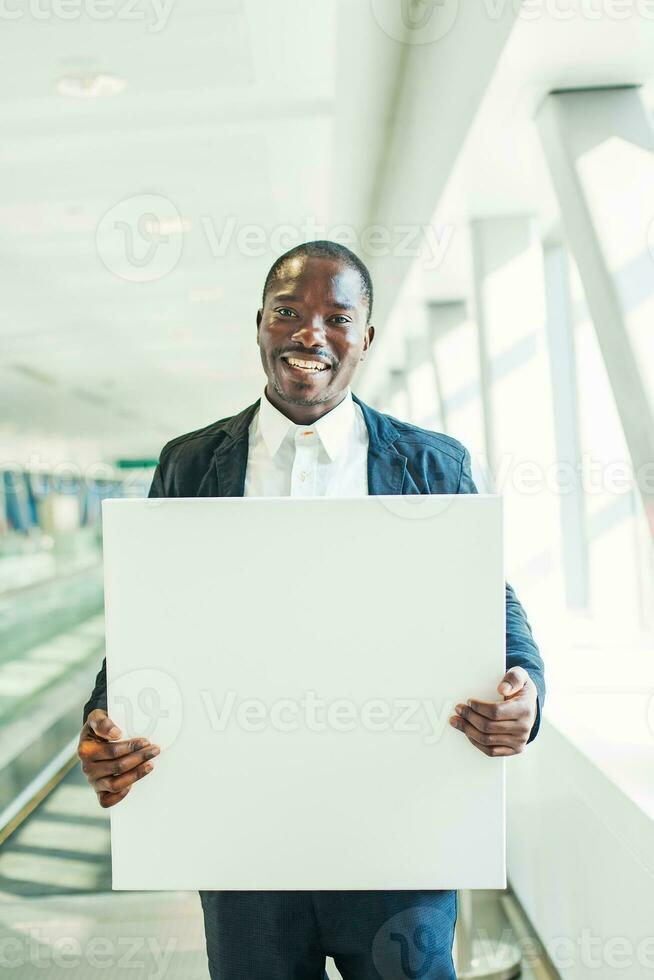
448, 666, 538, 757
78, 709, 160, 808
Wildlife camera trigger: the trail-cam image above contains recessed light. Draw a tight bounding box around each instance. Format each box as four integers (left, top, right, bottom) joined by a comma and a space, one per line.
56, 74, 125, 99
190, 287, 223, 302
144, 216, 192, 235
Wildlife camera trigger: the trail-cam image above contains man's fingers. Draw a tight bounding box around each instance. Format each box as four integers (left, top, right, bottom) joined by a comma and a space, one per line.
79, 735, 152, 763
449, 716, 524, 756
97, 787, 132, 809
93, 760, 155, 795
497, 666, 529, 697
467, 736, 522, 757
453, 703, 531, 738
450, 715, 520, 747
464, 696, 529, 723
87, 710, 122, 741
82, 744, 160, 781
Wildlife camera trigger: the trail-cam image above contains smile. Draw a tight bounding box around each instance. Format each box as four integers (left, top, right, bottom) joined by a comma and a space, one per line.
282, 356, 330, 373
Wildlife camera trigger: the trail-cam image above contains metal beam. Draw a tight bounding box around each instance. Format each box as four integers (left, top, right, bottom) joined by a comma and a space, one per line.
543, 242, 589, 610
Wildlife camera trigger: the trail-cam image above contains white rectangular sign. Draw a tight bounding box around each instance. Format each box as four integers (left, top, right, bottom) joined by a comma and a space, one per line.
104, 495, 505, 890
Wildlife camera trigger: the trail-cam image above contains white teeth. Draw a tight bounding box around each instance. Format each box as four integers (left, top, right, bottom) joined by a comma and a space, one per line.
286, 357, 327, 371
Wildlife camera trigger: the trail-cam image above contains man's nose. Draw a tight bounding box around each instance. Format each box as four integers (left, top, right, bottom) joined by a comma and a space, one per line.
291, 316, 327, 347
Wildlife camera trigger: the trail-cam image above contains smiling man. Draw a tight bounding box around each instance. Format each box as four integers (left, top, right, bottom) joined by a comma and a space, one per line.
79, 240, 545, 980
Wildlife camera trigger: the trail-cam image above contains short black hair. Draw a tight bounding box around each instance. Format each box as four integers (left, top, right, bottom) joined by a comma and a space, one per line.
262, 240, 373, 322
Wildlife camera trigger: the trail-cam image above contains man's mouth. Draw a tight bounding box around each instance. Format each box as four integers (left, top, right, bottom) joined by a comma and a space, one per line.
280, 354, 331, 374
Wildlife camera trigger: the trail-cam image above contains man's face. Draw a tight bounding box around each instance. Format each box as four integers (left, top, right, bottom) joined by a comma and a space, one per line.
256, 255, 374, 413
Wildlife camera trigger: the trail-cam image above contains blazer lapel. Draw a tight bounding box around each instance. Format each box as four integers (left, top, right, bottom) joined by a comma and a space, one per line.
211, 400, 260, 498
353, 395, 421, 496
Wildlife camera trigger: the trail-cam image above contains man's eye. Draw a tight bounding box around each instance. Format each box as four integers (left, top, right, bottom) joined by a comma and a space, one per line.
330, 315, 350, 325
276, 308, 297, 317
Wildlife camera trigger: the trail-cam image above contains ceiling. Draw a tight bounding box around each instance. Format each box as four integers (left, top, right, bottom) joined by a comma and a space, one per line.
0, 0, 402, 463
1, 0, 653, 464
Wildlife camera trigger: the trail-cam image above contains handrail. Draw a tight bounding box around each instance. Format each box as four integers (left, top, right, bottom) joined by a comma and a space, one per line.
0, 736, 79, 846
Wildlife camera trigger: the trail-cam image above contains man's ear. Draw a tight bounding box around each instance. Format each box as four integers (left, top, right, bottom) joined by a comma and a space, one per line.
361, 324, 375, 359
256, 308, 263, 335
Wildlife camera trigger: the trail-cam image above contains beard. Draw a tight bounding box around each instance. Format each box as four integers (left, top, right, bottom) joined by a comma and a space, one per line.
269, 372, 341, 407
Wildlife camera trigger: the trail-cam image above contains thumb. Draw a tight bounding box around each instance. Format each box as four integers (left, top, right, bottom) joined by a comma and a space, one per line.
87, 709, 122, 741
498, 666, 529, 698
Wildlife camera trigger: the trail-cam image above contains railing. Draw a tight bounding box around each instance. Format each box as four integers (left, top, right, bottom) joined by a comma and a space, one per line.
0, 736, 78, 846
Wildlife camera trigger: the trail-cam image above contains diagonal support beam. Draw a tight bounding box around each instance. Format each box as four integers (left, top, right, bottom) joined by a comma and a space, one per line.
537, 87, 654, 537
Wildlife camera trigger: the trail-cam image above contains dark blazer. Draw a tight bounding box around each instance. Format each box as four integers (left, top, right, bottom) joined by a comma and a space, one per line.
84, 394, 545, 738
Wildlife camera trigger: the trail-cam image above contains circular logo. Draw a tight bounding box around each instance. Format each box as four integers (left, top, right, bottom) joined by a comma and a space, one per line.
109, 668, 183, 750
96, 193, 186, 282
372, 902, 455, 978
370, 0, 459, 45
377, 493, 458, 521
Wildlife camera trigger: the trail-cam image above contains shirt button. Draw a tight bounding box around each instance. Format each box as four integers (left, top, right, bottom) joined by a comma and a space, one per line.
298, 471, 308, 481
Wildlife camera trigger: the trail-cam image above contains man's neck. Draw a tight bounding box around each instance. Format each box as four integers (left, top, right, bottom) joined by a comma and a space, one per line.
263, 385, 349, 425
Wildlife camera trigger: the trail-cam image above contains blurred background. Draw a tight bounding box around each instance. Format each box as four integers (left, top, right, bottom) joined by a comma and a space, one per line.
0, 1, 653, 977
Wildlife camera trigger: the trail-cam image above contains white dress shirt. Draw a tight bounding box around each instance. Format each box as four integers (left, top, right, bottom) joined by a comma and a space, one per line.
244, 389, 369, 498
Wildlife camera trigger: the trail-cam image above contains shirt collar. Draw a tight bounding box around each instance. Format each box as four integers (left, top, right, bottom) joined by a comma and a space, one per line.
257, 389, 356, 462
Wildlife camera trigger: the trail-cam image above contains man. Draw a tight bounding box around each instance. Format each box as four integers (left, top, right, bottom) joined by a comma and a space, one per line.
79, 240, 545, 980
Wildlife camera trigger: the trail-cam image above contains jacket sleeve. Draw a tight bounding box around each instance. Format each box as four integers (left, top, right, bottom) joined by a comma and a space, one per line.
82, 464, 166, 725
148, 462, 166, 499
82, 659, 108, 723
457, 447, 546, 742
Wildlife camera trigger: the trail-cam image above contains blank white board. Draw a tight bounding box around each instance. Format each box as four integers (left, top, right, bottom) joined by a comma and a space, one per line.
103, 495, 505, 890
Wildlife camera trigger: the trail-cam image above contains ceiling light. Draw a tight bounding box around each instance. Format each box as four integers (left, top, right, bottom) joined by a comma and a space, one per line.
144, 216, 192, 235
56, 74, 125, 99
189, 287, 223, 302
